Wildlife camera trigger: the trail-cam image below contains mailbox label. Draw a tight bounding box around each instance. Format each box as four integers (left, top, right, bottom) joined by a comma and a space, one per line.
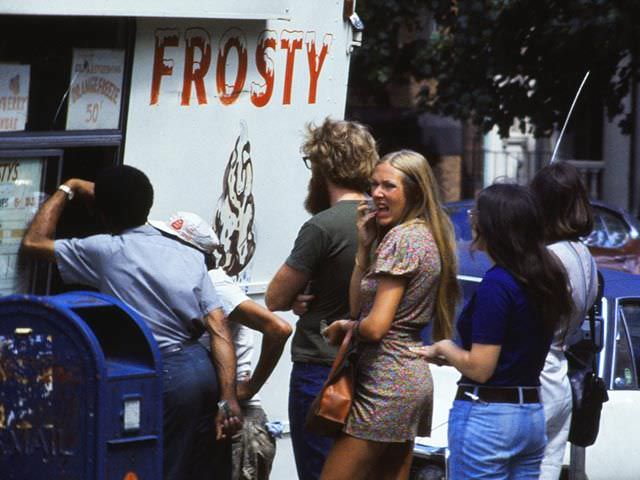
0, 328, 92, 479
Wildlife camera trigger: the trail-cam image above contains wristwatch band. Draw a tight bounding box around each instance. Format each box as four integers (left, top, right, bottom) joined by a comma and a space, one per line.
217, 400, 232, 417
58, 184, 74, 201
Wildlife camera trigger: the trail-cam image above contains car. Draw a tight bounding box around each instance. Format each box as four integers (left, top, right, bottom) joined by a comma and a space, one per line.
410, 245, 640, 480
445, 199, 640, 274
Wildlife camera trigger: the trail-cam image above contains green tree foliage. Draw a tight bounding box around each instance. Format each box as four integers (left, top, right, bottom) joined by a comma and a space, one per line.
352, 0, 640, 137
349, 0, 432, 103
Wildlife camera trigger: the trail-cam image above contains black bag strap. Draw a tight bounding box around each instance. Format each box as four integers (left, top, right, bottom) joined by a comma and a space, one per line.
561, 242, 596, 347
588, 270, 605, 372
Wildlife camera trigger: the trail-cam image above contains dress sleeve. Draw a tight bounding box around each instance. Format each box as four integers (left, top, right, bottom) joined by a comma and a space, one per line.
373, 224, 425, 277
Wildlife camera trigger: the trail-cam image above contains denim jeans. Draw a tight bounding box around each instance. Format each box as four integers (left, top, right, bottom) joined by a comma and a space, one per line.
289, 362, 334, 480
448, 399, 547, 479
162, 343, 220, 480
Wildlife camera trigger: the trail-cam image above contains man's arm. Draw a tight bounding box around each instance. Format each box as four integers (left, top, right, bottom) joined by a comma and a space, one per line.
229, 300, 292, 401
22, 179, 95, 262
206, 307, 243, 439
265, 264, 309, 311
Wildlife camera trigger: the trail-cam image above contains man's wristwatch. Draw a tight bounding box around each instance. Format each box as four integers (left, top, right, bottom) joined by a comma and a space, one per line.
217, 400, 232, 417
57, 184, 74, 201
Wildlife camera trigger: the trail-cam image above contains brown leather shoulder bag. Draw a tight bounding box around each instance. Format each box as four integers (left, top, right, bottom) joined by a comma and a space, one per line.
305, 322, 358, 437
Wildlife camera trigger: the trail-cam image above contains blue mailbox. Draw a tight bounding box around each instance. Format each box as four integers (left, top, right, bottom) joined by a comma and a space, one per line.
0, 291, 162, 479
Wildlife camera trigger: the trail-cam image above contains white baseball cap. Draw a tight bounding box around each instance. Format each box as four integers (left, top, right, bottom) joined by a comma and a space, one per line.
149, 211, 220, 254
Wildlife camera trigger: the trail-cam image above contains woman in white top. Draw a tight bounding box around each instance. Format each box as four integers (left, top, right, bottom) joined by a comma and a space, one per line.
530, 162, 598, 480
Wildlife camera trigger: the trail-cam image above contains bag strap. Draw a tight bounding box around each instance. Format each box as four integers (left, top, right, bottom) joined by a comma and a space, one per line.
560, 242, 594, 346
325, 323, 357, 382
588, 270, 605, 372
565, 242, 592, 318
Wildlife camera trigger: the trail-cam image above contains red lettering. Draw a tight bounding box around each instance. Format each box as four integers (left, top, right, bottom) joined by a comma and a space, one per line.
150, 29, 179, 105
181, 28, 212, 106
216, 28, 248, 106
306, 33, 333, 104
280, 31, 304, 105
250, 31, 277, 108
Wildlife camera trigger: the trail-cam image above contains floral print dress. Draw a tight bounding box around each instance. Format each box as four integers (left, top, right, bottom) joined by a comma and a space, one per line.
344, 220, 441, 442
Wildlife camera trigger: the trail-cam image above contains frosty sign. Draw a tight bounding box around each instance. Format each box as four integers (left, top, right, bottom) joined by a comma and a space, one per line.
150, 27, 333, 107
66, 49, 125, 130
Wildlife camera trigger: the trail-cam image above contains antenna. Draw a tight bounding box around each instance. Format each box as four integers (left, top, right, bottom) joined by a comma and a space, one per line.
550, 71, 591, 164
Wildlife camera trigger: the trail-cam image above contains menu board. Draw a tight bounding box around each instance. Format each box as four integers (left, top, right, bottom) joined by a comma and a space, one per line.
0, 158, 44, 295
66, 49, 125, 130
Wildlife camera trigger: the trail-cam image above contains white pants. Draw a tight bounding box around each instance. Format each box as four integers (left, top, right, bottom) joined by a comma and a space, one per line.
539, 373, 572, 480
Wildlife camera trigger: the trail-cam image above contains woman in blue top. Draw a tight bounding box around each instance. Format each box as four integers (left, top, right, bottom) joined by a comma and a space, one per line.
415, 183, 572, 479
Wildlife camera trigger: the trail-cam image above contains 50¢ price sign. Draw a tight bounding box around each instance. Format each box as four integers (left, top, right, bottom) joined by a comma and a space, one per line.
66, 49, 124, 130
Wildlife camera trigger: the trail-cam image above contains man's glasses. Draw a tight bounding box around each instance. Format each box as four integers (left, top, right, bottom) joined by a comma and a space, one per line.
302, 156, 312, 170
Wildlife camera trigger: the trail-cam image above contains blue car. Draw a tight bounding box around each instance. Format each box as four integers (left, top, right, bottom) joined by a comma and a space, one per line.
446, 199, 640, 274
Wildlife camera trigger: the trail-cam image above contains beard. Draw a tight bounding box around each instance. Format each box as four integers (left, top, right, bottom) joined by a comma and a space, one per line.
304, 172, 331, 215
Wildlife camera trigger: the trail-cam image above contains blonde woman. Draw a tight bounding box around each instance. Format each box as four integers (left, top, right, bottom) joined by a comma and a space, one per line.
321, 150, 459, 480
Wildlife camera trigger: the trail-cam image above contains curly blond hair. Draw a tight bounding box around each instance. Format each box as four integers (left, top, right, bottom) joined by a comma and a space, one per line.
302, 118, 378, 191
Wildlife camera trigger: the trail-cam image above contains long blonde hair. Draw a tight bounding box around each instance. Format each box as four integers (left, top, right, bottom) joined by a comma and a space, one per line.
378, 150, 459, 340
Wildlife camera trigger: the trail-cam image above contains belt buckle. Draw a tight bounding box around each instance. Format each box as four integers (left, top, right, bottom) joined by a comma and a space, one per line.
462, 386, 488, 405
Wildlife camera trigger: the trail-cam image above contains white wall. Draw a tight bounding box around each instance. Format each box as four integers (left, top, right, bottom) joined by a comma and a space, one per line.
0, 0, 291, 19
125, 2, 353, 287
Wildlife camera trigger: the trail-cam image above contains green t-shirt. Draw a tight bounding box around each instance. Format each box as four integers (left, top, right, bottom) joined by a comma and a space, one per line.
286, 200, 359, 365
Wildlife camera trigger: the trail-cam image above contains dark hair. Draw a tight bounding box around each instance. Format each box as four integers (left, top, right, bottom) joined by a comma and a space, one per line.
94, 165, 154, 231
473, 183, 572, 333
530, 162, 593, 242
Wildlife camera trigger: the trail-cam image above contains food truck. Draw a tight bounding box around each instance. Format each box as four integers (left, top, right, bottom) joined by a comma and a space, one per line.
0, 1, 362, 476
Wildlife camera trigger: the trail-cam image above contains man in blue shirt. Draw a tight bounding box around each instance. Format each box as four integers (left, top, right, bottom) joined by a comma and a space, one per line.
21, 165, 242, 480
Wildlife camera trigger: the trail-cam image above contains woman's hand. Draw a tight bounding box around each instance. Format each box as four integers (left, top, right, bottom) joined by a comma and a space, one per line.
411, 344, 450, 366
356, 202, 377, 251
321, 319, 355, 346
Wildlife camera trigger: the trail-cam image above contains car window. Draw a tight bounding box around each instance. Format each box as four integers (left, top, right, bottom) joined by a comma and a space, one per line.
613, 305, 639, 389
620, 303, 640, 386
585, 207, 630, 249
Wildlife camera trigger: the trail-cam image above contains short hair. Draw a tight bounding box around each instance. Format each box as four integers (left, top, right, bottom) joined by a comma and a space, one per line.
302, 117, 378, 192
530, 162, 593, 242
95, 165, 154, 230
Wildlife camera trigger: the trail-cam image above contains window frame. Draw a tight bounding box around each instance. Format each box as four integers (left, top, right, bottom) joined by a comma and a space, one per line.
611, 300, 640, 390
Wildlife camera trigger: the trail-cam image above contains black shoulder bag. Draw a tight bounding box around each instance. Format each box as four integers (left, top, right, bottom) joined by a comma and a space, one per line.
566, 269, 609, 447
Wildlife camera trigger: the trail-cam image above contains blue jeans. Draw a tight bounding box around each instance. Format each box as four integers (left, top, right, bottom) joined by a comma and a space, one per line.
448, 399, 547, 479
289, 362, 334, 480
162, 343, 221, 480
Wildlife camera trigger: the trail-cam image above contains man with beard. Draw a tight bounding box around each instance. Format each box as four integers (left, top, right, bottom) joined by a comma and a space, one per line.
266, 118, 378, 480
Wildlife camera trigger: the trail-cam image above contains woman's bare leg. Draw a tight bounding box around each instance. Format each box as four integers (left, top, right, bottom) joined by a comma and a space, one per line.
377, 441, 414, 480
320, 434, 387, 480
321, 435, 415, 480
